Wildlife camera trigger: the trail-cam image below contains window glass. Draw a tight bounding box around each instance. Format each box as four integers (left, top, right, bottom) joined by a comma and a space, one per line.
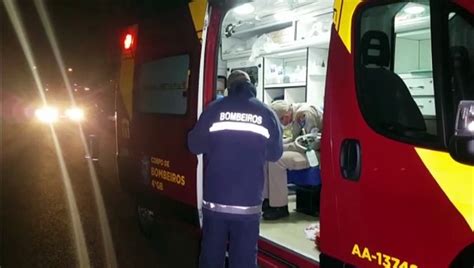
137, 54, 189, 114
357, 1, 440, 143
448, 12, 474, 106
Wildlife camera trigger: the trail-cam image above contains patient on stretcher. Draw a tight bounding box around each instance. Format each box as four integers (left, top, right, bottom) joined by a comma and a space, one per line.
263, 100, 322, 220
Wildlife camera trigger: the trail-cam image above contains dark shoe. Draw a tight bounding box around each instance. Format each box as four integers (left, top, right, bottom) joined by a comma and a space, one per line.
262, 199, 270, 212
262, 206, 289, 221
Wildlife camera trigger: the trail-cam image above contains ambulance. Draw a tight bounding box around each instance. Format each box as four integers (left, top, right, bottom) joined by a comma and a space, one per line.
116, 0, 474, 267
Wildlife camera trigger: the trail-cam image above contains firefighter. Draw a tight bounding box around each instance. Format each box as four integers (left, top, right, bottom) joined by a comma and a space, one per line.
263, 100, 323, 220
188, 70, 283, 268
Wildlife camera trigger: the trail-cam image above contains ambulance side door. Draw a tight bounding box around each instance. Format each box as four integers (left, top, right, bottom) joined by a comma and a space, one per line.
323, 0, 473, 266
131, 5, 202, 217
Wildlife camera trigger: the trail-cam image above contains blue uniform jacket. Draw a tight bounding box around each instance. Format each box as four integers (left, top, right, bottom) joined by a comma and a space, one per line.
188, 81, 283, 207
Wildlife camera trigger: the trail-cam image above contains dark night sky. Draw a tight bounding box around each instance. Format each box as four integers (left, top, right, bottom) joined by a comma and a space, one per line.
1, 0, 191, 122
1, 0, 137, 101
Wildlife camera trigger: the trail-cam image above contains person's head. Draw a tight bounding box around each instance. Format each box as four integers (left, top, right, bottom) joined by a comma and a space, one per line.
270, 100, 293, 126
227, 70, 251, 89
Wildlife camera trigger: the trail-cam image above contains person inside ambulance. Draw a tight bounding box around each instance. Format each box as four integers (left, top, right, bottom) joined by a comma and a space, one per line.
217, 71, 257, 100
263, 100, 323, 220
188, 70, 283, 267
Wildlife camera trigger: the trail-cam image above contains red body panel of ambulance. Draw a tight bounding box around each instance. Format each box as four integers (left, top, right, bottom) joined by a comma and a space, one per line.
116, 0, 474, 267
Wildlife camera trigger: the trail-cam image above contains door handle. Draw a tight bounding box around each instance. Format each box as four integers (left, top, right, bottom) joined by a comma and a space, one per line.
340, 139, 361, 181
409, 86, 425, 90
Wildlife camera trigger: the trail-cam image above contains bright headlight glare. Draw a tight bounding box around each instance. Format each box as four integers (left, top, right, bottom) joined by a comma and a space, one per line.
35, 106, 59, 123
65, 107, 85, 122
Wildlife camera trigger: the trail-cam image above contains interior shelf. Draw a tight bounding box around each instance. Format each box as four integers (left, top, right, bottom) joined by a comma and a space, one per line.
409, 69, 432, 73
230, 21, 293, 39
265, 82, 306, 89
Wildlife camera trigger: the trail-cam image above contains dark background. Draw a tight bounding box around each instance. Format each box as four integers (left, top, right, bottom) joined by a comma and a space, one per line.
1, 1, 198, 267
2, 0, 126, 89
1, 0, 128, 124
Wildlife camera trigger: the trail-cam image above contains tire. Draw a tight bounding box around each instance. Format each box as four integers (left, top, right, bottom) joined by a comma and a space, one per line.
136, 202, 155, 238
320, 253, 355, 268
450, 244, 474, 268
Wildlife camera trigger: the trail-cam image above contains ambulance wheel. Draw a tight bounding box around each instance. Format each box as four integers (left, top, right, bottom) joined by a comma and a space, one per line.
136, 203, 155, 238
450, 243, 474, 267
319, 253, 354, 268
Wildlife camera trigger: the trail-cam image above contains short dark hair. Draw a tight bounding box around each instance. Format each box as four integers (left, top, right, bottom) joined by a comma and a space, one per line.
228, 70, 250, 88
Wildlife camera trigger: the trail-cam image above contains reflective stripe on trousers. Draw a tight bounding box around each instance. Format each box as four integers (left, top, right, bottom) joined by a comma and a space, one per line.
202, 200, 261, 215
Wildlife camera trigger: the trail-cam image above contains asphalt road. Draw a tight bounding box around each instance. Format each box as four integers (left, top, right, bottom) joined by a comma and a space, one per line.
0, 119, 170, 267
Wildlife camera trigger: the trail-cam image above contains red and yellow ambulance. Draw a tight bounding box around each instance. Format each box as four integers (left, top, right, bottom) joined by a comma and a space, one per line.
116, 0, 474, 267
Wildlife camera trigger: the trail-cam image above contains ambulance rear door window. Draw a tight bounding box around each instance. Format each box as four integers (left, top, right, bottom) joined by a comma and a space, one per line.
137, 54, 190, 115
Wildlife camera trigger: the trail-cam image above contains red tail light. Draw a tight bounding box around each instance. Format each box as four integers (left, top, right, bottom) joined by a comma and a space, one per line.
121, 25, 138, 57
124, 33, 133, 50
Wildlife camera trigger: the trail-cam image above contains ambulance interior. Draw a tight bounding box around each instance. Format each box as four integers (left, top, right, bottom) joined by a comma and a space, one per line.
215, 0, 434, 261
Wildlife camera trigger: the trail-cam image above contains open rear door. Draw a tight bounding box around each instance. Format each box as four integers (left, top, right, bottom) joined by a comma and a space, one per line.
114, 1, 213, 266
117, 3, 203, 226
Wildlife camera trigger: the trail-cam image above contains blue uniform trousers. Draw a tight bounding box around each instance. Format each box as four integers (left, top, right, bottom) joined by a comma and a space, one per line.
199, 209, 260, 268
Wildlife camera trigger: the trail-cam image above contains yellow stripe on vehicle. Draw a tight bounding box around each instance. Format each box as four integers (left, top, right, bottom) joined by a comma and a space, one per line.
189, 0, 207, 40
333, 0, 362, 53
119, 57, 135, 119
416, 148, 474, 231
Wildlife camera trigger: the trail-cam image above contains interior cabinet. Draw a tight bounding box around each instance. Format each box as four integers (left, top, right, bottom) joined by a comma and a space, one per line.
296, 13, 332, 42
413, 97, 436, 116
399, 74, 435, 116
262, 47, 328, 108
307, 48, 328, 109
395, 28, 436, 117
263, 49, 308, 104
221, 10, 331, 59
221, 9, 332, 107
395, 29, 432, 73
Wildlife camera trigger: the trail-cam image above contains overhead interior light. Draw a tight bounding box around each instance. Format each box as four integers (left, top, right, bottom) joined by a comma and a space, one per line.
404, 5, 426, 15
233, 3, 255, 15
